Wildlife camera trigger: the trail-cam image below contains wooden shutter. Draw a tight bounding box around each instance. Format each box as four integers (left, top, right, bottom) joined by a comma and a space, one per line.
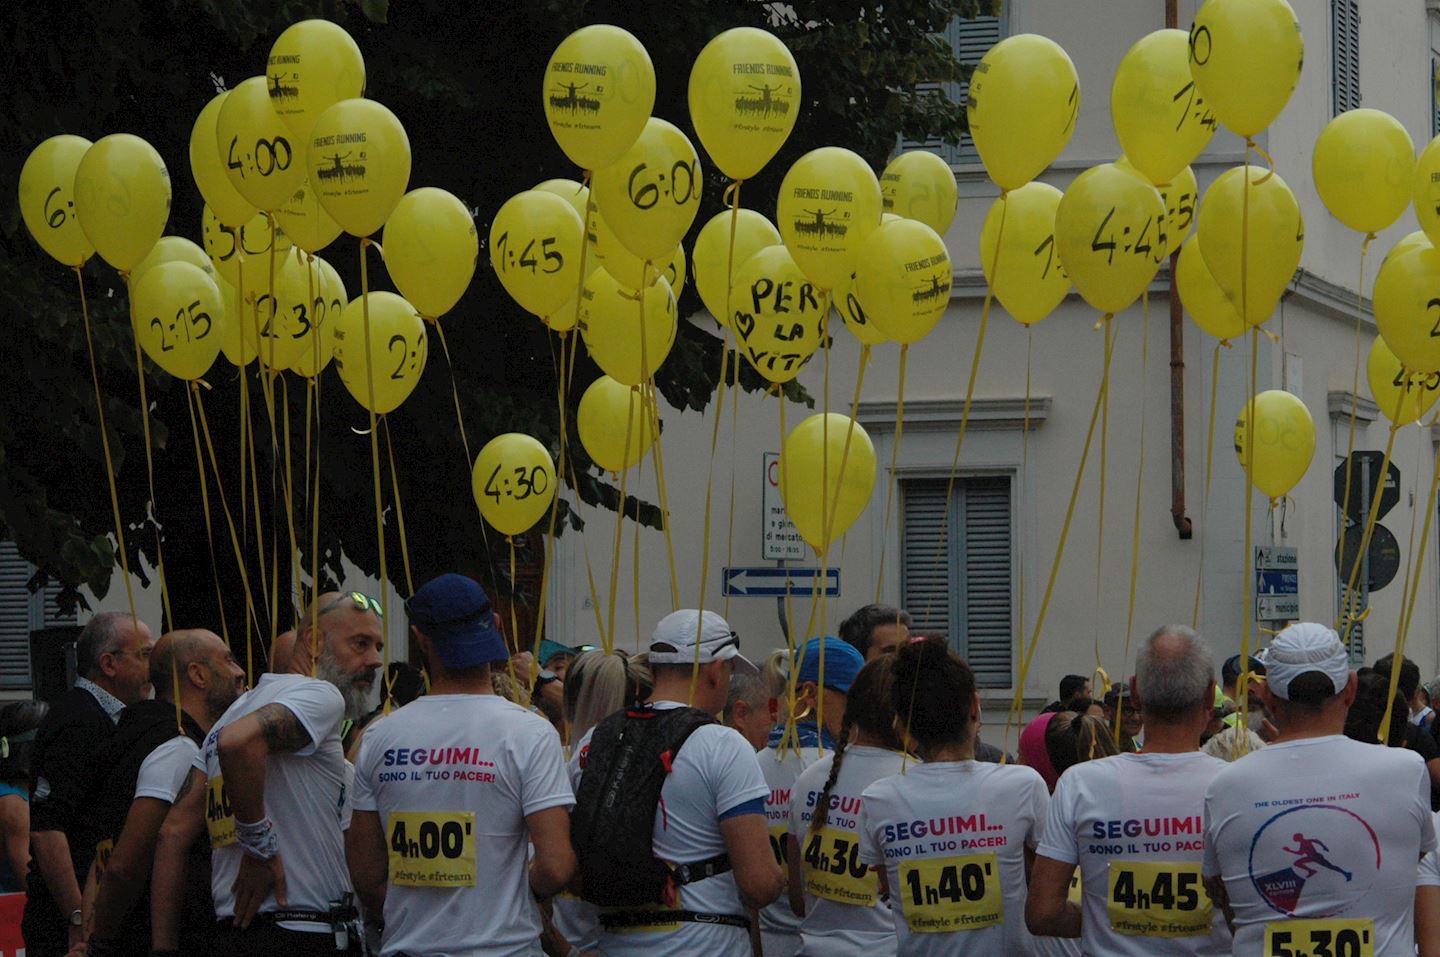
0, 543, 33, 689
959, 477, 1013, 687
899, 14, 1005, 165
1332, 0, 1361, 114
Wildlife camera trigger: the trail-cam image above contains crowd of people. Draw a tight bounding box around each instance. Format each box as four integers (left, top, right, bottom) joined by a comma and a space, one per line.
3, 582, 1440, 956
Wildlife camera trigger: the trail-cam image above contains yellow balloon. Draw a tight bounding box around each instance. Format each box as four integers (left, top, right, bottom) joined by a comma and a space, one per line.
979, 182, 1070, 326
215, 76, 307, 212
273, 177, 341, 253
1313, 109, 1414, 234
217, 275, 257, 367
18, 135, 94, 267
534, 178, 590, 221
1115, 156, 1198, 260
244, 247, 312, 372
543, 25, 655, 171
776, 147, 884, 289
1368, 336, 1440, 426
1412, 136, 1440, 248
383, 188, 477, 319
307, 98, 411, 237
1112, 30, 1217, 186
688, 27, 800, 181
832, 270, 888, 345
854, 219, 950, 344
332, 292, 428, 414
1385, 230, 1432, 267
1176, 237, 1244, 341
267, 19, 366, 142
968, 35, 1080, 191
130, 236, 214, 289
692, 208, 782, 327
1233, 389, 1315, 500
1188, 0, 1303, 139
74, 134, 170, 273
578, 269, 677, 386
591, 204, 683, 292
129, 262, 225, 380
881, 151, 958, 235
577, 376, 655, 473
1054, 163, 1164, 314
1196, 164, 1303, 326
1375, 244, 1440, 374
472, 433, 557, 537
489, 190, 585, 319
290, 255, 348, 379
190, 94, 257, 228
591, 118, 702, 262
730, 245, 826, 383
779, 413, 877, 553
201, 206, 293, 287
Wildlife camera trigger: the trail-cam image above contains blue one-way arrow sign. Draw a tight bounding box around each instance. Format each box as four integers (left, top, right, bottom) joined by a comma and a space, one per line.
722, 567, 840, 598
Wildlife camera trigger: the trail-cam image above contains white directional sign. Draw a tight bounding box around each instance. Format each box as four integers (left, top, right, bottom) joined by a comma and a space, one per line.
723, 566, 840, 598
763, 452, 806, 561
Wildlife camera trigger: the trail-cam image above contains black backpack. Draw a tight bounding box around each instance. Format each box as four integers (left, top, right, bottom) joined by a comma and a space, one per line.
571, 704, 718, 908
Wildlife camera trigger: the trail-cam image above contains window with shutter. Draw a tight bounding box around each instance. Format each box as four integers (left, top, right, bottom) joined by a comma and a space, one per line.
1432, 52, 1440, 137
1332, 0, 1361, 115
899, 14, 1006, 166
899, 475, 1013, 687
0, 541, 76, 690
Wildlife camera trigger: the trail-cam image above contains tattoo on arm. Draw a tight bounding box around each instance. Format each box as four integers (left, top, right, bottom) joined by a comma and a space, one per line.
255, 704, 313, 754
172, 769, 198, 804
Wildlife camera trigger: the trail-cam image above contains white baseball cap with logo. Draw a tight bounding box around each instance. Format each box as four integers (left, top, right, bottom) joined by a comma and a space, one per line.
1263, 622, 1351, 699
648, 609, 758, 675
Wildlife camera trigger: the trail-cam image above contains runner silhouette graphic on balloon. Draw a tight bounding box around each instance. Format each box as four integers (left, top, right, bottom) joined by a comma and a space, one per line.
1284, 833, 1352, 882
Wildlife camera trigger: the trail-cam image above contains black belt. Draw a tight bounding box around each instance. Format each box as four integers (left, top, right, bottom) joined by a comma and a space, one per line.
669, 852, 731, 885
220, 906, 357, 927
601, 909, 751, 931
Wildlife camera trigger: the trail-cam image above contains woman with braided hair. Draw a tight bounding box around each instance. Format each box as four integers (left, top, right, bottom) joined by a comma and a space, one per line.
784, 655, 910, 956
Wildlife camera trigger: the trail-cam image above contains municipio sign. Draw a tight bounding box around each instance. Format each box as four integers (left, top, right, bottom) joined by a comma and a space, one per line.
1254, 546, 1299, 621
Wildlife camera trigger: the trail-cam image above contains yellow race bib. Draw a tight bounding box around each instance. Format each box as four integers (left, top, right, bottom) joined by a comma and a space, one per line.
1263, 919, 1374, 957
898, 853, 1003, 933
205, 775, 236, 849
387, 811, 477, 887
1107, 860, 1211, 937
602, 898, 682, 934
94, 838, 114, 877
1068, 871, 1083, 906
801, 826, 878, 906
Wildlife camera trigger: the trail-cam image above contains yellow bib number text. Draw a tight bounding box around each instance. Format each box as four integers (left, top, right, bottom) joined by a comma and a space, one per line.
388, 811, 476, 887
1107, 860, 1211, 937
802, 826, 878, 906
1264, 919, 1374, 957
898, 853, 1003, 933
205, 776, 235, 849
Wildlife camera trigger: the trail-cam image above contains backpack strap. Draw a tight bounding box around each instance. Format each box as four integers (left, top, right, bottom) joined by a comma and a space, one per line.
667, 851, 731, 886
600, 909, 751, 931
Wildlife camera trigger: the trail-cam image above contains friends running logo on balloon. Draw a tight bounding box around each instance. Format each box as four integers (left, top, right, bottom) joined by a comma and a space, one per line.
1247, 804, 1379, 916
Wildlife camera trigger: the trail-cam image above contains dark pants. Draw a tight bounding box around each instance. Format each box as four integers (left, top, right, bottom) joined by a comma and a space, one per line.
212, 919, 359, 957
20, 871, 68, 957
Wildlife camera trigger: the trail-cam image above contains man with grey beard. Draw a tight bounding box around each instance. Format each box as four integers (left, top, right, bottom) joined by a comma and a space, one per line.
155, 591, 383, 957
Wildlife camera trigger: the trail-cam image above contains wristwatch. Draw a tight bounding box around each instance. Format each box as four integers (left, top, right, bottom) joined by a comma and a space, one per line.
68, 908, 83, 927
535, 669, 560, 689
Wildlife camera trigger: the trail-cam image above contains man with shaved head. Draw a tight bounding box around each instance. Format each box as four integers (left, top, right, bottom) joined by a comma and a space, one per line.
81, 629, 244, 957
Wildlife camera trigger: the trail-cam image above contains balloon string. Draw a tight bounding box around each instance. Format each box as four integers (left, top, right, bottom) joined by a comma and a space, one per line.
563, 452, 609, 647
1007, 312, 1117, 746
244, 367, 270, 653
505, 536, 524, 700
125, 277, 173, 629
184, 383, 229, 645
432, 321, 473, 472
309, 366, 323, 673
1334, 232, 1374, 633
1237, 134, 1259, 751
192, 383, 262, 653
817, 338, 871, 559
1117, 296, 1152, 744
724, 338, 741, 621
280, 375, 302, 617
1386, 422, 1440, 741
1094, 315, 1113, 678
874, 343, 909, 603
532, 330, 570, 670
1338, 398, 1406, 644
1393, 424, 1426, 662
74, 267, 139, 629
381, 418, 414, 596
1018, 329, 1032, 689
1193, 341, 1225, 628
358, 236, 392, 715
632, 497, 642, 650
778, 387, 802, 759
645, 383, 680, 611
924, 189, 1005, 625
604, 389, 637, 654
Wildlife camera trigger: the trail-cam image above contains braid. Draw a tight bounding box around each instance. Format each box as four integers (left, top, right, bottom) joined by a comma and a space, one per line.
810, 711, 854, 835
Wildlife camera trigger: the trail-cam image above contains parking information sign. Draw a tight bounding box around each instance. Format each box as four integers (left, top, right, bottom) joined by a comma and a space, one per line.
763, 452, 806, 561
1255, 546, 1299, 621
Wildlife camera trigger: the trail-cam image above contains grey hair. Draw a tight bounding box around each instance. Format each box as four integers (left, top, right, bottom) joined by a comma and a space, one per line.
75, 612, 137, 679
724, 672, 768, 724
1135, 624, 1214, 722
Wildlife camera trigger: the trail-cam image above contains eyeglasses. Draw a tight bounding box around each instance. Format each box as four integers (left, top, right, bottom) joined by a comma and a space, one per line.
320, 591, 384, 618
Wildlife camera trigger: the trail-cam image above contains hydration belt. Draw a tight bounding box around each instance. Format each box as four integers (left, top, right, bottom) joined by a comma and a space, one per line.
221, 894, 360, 951
600, 910, 752, 931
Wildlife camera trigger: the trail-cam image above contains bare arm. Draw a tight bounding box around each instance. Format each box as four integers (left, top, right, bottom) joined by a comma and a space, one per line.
1025, 855, 1081, 938
345, 810, 388, 918
719, 813, 783, 911
527, 806, 577, 900
0, 794, 29, 895
1419, 885, 1440, 957
151, 768, 206, 951
786, 833, 805, 918
90, 797, 172, 940
31, 830, 83, 945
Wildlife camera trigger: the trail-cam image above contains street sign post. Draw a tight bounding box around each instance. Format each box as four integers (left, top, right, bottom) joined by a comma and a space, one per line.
763, 452, 805, 561
723, 566, 840, 598
1255, 546, 1299, 621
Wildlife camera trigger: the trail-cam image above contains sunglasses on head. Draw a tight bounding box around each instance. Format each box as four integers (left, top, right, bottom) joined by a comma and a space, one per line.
321, 591, 384, 618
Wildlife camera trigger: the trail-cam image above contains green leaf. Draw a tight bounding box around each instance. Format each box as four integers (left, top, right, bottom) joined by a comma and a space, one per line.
357, 0, 389, 24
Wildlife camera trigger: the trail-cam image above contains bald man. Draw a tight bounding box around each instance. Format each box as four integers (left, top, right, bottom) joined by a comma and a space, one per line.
82, 630, 245, 957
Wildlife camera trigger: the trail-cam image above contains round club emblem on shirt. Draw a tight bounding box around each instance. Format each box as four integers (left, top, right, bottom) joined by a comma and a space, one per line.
1247, 804, 1381, 917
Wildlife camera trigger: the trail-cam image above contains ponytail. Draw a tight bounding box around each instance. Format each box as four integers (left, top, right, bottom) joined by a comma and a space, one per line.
891, 637, 976, 752
811, 656, 903, 834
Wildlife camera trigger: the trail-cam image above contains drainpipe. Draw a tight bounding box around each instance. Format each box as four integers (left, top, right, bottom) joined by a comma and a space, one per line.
1167, 0, 1194, 540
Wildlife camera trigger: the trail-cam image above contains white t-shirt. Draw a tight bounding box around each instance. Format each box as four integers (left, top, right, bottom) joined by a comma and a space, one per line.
858, 761, 1048, 957
760, 741, 828, 957
135, 735, 200, 803
1420, 812, 1440, 887
788, 746, 909, 957
1037, 750, 1231, 956
1203, 735, 1437, 957
555, 742, 601, 954
196, 673, 351, 931
573, 701, 769, 957
352, 694, 574, 957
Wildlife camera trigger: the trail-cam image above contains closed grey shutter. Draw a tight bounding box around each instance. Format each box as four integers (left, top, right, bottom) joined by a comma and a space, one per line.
0, 542, 33, 689
900, 476, 1013, 687
1332, 0, 1361, 114
899, 15, 1005, 165
1432, 54, 1439, 137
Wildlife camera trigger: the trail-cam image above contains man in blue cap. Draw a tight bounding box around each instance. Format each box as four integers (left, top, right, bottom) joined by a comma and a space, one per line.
347, 573, 576, 957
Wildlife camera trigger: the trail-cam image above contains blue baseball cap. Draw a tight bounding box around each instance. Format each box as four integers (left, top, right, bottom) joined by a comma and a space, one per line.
406, 573, 508, 669
795, 637, 865, 694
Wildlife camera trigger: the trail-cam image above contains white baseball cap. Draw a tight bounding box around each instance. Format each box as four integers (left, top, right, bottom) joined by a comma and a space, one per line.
1264, 622, 1350, 699
648, 609, 758, 675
